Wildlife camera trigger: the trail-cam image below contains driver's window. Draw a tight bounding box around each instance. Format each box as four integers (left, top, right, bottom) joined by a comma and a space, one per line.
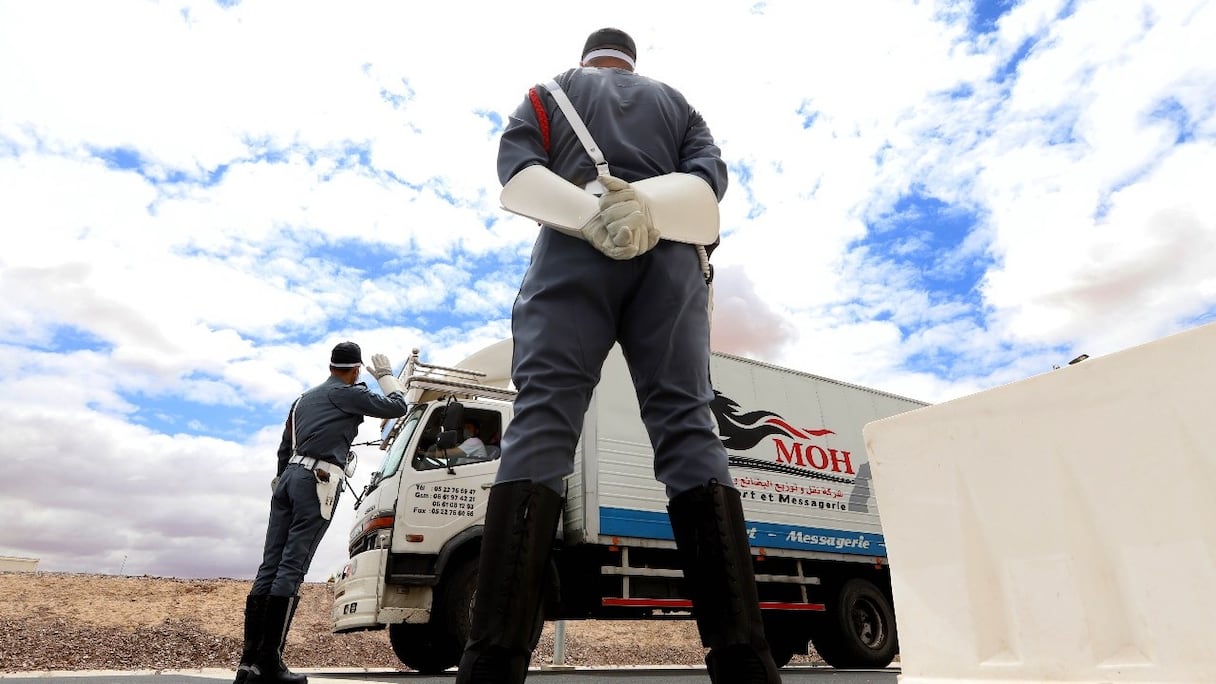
412, 410, 451, 471
412, 408, 499, 471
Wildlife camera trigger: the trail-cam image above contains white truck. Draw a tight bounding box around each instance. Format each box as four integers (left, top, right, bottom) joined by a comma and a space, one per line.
331, 338, 925, 673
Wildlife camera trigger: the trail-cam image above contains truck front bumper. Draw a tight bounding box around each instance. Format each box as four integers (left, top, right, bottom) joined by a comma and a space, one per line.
332, 549, 434, 632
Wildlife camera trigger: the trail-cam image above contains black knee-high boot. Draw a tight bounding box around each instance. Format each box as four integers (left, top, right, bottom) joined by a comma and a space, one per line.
234, 594, 268, 684
250, 595, 307, 684
281, 596, 303, 675
455, 481, 563, 683
668, 482, 782, 683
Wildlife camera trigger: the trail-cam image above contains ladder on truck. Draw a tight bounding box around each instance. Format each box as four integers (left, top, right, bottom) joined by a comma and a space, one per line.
379, 348, 517, 450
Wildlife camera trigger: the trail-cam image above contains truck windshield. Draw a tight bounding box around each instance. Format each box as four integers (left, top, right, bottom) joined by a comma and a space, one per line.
376, 404, 425, 480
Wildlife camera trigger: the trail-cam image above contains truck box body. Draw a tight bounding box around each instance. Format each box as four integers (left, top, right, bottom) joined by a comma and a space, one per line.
332, 338, 925, 673
570, 345, 911, 559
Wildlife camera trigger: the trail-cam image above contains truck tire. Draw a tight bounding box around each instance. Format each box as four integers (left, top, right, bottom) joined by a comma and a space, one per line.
810, 578, 898, 669
768, 639, 797, 669
435, 557, 478, 653
388, 621, 461, 674
387, 560, 477, 674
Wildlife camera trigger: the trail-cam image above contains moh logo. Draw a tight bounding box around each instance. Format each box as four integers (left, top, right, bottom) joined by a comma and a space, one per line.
710, 390, 858, 486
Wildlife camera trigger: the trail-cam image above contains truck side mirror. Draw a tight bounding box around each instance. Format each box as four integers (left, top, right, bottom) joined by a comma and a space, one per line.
435, 429, 460, 450
434, 401, 465, 451
442, 402, 465, 432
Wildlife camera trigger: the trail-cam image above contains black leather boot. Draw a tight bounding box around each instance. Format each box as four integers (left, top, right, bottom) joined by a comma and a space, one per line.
668, 482, 782, 683
233, 594, 267, 684
455, 481, 563, 683
249, 595, 307, 684
283, 596, 301, 665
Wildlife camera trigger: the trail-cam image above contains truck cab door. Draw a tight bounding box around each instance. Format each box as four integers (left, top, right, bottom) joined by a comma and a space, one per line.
392, 409, 504, 556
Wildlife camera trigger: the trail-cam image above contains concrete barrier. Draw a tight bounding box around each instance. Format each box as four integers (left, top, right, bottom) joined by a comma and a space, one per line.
864, 322, 1216, 683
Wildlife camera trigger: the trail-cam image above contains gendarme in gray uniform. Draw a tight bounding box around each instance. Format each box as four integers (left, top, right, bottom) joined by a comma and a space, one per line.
252, 376, 407, 596
495, 65, 731, 498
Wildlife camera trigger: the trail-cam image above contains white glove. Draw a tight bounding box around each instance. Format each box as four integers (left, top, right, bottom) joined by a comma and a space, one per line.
270, 476, 280, 494
370, 353, 405, 395
582, 175, 660, 260
369, 353, 395, 379
378, 374, 405, 396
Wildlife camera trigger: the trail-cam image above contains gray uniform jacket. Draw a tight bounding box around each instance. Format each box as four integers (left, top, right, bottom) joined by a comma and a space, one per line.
275, 377, 408, 473
498, 66, 727, 200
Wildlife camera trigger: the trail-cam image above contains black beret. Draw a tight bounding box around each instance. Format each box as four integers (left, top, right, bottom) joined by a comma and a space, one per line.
582, 27, 636, 61
330, 341, 363, 368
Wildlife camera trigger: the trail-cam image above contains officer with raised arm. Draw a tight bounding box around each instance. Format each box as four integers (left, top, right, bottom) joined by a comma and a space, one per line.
234, 342, 408, 684
457, 28, 782, 684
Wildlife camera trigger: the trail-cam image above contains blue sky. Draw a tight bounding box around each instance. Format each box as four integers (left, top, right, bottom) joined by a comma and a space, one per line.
1, 0, 1214, 581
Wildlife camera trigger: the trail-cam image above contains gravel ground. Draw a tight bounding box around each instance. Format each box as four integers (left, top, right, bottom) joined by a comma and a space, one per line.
0, 572, 824, 672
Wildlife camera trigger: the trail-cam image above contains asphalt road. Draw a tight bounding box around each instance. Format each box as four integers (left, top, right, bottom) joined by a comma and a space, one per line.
326, 667, 899, 682
0, 666, 899, 684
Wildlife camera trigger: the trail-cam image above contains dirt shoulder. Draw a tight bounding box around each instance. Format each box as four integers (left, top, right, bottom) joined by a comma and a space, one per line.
0, 572, 823, 672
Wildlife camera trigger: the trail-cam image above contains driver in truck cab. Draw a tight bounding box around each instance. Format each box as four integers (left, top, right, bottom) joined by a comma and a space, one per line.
421, 418, 488, 463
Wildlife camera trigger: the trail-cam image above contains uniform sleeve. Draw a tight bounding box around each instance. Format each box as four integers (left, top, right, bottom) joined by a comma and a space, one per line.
275, 402, 296, 476
330, 383, 410, 420
497, 91, 550, 185
678, 108, 728, 201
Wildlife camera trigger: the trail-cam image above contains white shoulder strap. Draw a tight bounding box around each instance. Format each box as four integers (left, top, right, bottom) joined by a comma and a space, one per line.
543, 79, 610, 180
290, 397, 301, 457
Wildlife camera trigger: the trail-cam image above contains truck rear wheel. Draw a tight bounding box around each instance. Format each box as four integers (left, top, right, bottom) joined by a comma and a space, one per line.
810, 578, 898, 669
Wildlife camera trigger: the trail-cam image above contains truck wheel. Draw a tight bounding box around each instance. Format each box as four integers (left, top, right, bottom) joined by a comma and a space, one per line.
436, 558, 478, 651
810, 578, 898, 669
768, 639, 796, 669
388, 559, 478, 673
388, 621, 461, 674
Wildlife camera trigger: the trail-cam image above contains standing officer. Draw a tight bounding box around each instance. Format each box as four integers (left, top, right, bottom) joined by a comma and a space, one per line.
456, 29, 782, 684
234, 341, 408, 684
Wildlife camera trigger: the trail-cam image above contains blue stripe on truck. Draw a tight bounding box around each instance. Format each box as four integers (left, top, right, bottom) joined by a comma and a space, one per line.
599, 506, 887, 557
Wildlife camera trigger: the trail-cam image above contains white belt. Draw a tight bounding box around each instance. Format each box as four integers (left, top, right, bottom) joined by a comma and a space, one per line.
289, 455, 321, 469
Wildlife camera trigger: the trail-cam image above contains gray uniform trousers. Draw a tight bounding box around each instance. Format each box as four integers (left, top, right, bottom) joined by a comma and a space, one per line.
495, 228, 732, 499
251, 464, 339, 596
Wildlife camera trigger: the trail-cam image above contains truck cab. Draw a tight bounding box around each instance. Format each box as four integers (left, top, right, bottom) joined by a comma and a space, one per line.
332, 343, 515, 672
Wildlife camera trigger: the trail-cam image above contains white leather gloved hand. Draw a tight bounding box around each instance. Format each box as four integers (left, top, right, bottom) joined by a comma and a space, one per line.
270, 476, 280, 494
369, 353, 395, 379
371, 352, 405, 395
582, 175, 659, 260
